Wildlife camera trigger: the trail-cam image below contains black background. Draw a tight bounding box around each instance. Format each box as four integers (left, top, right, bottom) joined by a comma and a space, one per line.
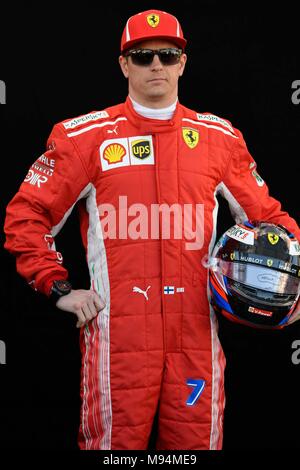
0, 0, 300, 454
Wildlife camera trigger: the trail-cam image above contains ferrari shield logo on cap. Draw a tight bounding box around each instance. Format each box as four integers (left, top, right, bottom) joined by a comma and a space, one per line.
267, 233, 279, 245
182, 128, 199, 149
147, 14, 160, 28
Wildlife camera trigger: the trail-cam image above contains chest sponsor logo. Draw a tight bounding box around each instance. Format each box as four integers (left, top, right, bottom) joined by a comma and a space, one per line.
147, 14, 160, 28
132, 285, 151, 300
63, 111, 109, 129
182, 127, 199, 149
196, 113, 235, 133
103, 143, 127, 164
107, 125, 118, 135
100, 138, 130, 171
130, 139, 151, 159
100, 136, 154, 171
128, 136, 154, 165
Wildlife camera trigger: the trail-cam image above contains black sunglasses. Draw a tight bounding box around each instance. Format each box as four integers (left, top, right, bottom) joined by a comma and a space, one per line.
123, 48, 183, 66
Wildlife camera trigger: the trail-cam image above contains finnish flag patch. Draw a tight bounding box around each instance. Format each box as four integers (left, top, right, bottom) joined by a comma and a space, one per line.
164, 286, 175, 295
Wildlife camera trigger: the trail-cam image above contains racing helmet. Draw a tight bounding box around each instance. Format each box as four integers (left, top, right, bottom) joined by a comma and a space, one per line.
121, 10, 187, 53
208, 221, 300, 329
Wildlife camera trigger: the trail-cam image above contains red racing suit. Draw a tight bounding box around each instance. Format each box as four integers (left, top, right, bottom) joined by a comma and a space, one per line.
4, 97, 300, 450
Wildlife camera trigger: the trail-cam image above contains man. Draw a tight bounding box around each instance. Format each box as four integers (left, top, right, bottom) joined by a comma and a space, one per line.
4, 9, 300, 450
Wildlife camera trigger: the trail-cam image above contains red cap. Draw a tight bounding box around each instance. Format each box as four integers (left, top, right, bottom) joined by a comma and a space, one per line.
121, 10, 187, 53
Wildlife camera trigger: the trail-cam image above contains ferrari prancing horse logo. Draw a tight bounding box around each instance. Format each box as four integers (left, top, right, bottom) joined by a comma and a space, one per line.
267, 233, 279, 245
182, 128, 199, 149
147, 14, 160, 28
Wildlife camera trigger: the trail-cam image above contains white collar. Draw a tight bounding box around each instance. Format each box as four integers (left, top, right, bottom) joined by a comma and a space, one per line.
130, 96, 177, 120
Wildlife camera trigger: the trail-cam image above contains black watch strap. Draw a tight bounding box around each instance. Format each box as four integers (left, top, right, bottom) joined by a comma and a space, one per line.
49, 280, 72, 305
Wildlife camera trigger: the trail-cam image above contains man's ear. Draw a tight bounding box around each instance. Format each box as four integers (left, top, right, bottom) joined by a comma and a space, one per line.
119, 55, 129, 78
178, 53, 187, 77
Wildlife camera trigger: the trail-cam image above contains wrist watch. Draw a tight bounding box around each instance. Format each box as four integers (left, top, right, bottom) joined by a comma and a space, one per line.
49, 279, 72, 305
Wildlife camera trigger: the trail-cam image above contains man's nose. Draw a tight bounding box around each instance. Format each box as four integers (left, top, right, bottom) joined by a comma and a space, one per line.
150, 53, 163, 70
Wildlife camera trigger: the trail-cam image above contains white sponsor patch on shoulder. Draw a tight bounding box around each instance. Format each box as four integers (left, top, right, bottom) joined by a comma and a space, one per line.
196, 113, 235, 134
63, 111, 109, 129
289, 240, 300, 256
226, 224, 255, 245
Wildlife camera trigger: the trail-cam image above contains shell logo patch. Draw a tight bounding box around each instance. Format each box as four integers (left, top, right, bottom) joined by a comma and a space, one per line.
267, 233, 279, 245
99, 136, 154, 171
182, 128, 199, 149
103, 143, 126, 164
147, 13, 160, 28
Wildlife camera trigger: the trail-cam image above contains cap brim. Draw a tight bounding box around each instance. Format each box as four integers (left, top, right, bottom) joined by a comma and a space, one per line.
122, 35, 187, 53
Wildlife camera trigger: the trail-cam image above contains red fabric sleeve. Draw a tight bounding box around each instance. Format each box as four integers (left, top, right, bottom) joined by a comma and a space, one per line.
4, 124, 90, 295
222, 129, 300, 241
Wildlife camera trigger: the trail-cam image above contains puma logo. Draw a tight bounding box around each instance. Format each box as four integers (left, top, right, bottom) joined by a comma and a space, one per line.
132, 285, 151, 301
107, 125, 118, 135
